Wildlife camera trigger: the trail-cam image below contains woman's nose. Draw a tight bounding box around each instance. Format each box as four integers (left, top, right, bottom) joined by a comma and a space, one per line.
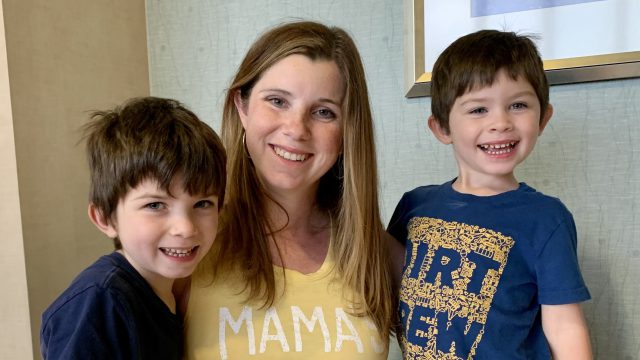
282, 110, 310, 140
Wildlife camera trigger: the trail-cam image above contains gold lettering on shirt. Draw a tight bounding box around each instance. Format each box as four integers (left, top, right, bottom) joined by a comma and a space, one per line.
400, 217, 514, 359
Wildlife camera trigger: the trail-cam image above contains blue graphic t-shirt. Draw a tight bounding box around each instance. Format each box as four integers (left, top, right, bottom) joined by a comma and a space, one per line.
387, 181, 590, 359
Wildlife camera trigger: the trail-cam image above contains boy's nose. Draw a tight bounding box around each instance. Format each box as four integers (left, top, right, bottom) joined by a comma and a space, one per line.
170, 215, 198, 238
282, 110, 310, 140
490, 111, 513, 132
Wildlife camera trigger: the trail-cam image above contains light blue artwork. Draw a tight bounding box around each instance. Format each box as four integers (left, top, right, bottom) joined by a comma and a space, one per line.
471, 0, 604, 17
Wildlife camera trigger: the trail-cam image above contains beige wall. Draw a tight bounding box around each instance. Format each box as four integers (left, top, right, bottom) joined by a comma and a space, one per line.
0, 1, 33, 358
0, 0, 149, 358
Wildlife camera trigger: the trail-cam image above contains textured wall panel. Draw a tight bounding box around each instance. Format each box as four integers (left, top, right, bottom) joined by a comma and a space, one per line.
147, 1, 640, 358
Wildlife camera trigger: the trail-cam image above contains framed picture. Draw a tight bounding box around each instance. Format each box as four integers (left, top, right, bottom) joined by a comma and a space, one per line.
404, 0, 640, 97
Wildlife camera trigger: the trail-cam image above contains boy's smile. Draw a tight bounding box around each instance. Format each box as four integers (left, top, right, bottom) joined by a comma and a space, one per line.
429, 69, 552, 195
159, 246, 198, 258
478, 141, 517, 155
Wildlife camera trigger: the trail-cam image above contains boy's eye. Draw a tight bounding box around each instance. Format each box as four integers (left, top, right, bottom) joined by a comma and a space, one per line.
511, 102, 528, 110
470, 107, 488, 115
145, 202, 165, 210
195, 200, 214, 209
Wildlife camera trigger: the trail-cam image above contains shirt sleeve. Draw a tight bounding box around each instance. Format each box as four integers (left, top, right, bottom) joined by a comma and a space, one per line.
387, 192, 410, 246
40, 286, 134, 360
535, 211, 591, 305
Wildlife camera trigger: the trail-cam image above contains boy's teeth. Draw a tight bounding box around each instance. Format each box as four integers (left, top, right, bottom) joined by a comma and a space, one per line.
479, 142, 516, 154
161, 247, 196, 257
274, 146, 308, 161
480, 142, 515, 149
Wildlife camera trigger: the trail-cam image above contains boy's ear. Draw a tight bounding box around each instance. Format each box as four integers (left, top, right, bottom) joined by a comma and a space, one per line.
233, 90, 249, 128
538, 104, 554, 135
87, 204, 118, 238
428, 115, 452, 144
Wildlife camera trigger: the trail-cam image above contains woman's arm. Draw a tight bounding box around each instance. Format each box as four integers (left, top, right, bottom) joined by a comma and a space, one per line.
384, 231, 405, 289
541, 303, 592, 359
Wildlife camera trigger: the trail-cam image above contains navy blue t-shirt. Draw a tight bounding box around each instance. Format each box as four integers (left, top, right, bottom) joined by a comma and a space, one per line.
387, 181, 590, 359
40, 252, 182, 359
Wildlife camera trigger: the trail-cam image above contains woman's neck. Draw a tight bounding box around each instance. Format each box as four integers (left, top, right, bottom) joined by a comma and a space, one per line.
264, 189, 332, 273
264, 185, 324, 231
267, 196, 329, 235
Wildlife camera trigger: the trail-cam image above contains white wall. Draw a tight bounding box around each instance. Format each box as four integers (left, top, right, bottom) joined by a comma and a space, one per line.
146, 1, 640, 358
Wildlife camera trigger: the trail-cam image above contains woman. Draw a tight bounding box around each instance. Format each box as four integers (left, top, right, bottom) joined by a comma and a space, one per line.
184, 21, 399, 359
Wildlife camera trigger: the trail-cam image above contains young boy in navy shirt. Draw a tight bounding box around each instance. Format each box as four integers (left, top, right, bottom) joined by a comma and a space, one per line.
388, 30, 592, 359
40, 97, 226, 359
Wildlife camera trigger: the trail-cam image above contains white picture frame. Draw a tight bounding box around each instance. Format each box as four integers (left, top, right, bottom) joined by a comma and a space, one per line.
404, 0, 640, 97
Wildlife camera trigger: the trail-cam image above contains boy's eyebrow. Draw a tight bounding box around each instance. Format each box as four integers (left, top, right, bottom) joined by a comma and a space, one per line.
458, 90, 537, 106
130, 191, 218, 201
507, 90, 538, 99
131, 191, 168, 200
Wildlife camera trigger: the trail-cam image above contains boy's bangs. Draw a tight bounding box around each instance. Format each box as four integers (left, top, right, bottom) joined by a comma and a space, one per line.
460, 63, 527, 96
137, 144, 225, 198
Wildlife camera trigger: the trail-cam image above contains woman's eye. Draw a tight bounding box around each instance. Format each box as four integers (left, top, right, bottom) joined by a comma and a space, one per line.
268, 97, 285, 108
314, 108, 336, 120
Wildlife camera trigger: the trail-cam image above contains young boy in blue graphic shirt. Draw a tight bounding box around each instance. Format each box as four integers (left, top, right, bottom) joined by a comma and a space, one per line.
387, 30, 592, 359
40, 97, 226, 359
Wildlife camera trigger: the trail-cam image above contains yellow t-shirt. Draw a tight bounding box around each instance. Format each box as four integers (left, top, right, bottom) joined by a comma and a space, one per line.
184, 251, 388, 359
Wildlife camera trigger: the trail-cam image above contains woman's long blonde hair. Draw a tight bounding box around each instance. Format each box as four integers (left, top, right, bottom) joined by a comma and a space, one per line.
198, 20, 395, 342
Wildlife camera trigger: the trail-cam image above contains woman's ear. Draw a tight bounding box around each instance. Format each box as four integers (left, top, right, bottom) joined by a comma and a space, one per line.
87, 204, 118, 238
539, 104, 553, 135
428, 116, 452, 145
234, 90, 249, 128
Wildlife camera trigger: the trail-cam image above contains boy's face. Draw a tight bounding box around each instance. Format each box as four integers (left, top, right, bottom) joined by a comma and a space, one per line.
430, 69, 552, 193
91, 177, 218, 291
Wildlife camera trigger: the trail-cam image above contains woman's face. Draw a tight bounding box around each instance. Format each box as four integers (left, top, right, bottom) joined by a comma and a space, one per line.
236, 54, 344, 199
